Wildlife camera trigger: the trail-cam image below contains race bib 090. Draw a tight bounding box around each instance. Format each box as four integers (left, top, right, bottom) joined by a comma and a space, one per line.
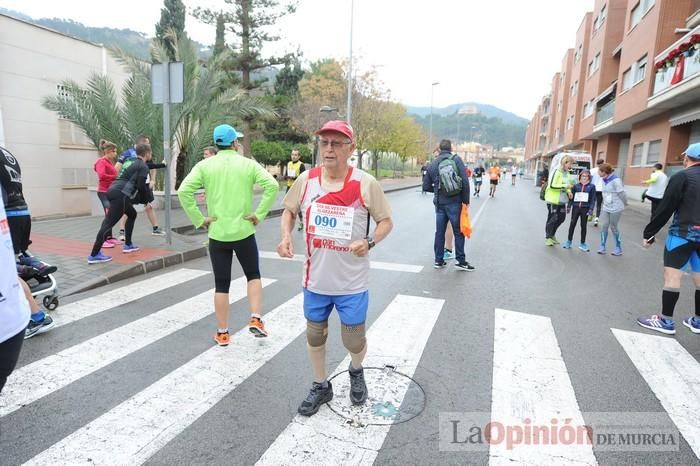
307, 203, 354, 240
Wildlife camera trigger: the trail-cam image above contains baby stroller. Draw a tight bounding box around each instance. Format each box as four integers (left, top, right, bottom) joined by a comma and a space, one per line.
17, 251, 59, 311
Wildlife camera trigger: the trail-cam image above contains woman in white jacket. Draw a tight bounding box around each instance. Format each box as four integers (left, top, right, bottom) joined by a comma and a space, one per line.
597, 163, 628, 256
0, 194, 31, 393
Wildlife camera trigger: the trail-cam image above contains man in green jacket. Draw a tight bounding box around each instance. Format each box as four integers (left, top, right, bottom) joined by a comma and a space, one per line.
178, 124, 279, 346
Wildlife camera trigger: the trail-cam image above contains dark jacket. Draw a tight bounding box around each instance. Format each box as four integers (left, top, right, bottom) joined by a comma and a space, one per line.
644, 164, 700, 242
568, 182, 596, 212
422, 151, 470, 205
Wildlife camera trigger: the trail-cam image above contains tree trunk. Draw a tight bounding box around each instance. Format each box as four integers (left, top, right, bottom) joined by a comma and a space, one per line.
175, 148, 188, 190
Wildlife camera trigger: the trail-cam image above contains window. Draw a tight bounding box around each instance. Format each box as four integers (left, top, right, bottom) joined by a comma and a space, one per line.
631, 0, 655, 29
631, 140, 663, 166
583, 100, 594, 118
593, 15, 600, 33
635, 55, 647, 83
558, 101, 562, 112
631, 143, 644, 165
566, 116, 574, 130
555, 128, 560, 142
622, 55, 648, 90
600, 4, 607, 23
588, 53, 601, 77
647, 140, 661, 164
571, 81, 578, 97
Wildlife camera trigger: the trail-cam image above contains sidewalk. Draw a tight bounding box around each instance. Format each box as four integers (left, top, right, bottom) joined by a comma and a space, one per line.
29, 177, 421, 296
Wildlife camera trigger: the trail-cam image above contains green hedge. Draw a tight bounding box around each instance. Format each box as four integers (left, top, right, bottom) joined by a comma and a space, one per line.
251, 140, 312, 166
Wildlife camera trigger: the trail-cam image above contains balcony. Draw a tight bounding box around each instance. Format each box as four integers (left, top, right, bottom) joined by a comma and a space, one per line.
650, 25, 700, 108
595, 99, 615, 126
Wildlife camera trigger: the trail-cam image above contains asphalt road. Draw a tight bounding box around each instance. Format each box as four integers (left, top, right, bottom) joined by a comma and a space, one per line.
3, 178, 699, 465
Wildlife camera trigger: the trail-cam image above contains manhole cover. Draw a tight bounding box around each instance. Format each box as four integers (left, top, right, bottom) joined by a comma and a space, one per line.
326, 366, 426, 426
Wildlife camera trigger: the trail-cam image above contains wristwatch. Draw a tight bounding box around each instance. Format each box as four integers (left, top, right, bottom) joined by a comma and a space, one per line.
365, 236, 375, 250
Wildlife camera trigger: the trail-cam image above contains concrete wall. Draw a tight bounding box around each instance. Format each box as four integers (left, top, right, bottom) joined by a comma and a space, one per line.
0, 14, 131, 217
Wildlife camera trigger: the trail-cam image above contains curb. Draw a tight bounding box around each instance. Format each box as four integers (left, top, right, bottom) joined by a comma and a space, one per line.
62, 245, 208, 297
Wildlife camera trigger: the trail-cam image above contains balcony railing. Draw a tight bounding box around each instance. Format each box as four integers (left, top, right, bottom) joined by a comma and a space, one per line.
652, 24, 700, 96
595, 100, 615, 126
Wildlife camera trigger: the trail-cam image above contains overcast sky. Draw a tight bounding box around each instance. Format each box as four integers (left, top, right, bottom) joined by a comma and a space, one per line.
3, 0, 594, 119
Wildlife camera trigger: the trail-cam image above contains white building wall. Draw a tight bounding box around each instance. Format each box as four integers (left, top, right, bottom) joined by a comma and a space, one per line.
0, 14, 131, 217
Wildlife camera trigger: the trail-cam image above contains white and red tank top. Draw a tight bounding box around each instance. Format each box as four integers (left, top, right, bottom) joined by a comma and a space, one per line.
300, 167, 369, 295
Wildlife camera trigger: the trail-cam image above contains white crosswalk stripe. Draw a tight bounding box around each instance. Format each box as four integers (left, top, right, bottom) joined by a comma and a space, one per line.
51, 268, 210, 329
7, 268, 700, 465
0, 277, 275, 418
612, 328, 700, 459
490, 309, 597, 465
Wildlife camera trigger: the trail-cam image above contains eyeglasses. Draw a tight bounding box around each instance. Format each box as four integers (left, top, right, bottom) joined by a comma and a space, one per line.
319, 139, 351, 148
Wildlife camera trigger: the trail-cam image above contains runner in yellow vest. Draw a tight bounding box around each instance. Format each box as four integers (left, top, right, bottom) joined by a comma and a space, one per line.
283, 149, 306, 231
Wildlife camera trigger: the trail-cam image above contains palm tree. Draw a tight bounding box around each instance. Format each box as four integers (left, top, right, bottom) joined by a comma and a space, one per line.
42, 31, 276, 188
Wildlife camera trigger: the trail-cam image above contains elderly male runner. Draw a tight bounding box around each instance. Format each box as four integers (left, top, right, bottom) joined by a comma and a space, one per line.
277, 120, 393, 416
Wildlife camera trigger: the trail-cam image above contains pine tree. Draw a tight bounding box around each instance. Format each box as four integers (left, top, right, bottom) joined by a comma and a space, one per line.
155, 0, 187, 62
213, 14, 226, 57
193, 0, 297, 156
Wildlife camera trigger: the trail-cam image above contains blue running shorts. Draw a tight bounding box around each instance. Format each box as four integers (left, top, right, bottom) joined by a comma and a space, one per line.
664, 235, 700, 272
303, 289, 369, 326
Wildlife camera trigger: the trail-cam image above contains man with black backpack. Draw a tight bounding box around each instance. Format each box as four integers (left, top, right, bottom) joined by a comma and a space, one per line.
423, 140, 475, 271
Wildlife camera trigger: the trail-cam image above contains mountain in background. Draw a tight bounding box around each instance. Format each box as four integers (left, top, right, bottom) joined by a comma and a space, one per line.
406, 102, 528, 126
0, 7, 210, 61
408, 102, 527, 149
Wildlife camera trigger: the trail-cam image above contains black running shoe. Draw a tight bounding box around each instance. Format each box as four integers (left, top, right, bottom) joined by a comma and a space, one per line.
24, 315, 55, 340
455, 261, 476, 272
298, 381, 333, 416
434, 260, 447, 269
348, 364, 368, 405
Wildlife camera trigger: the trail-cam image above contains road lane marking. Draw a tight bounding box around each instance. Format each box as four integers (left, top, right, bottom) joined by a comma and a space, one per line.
258, 250, 423, 273
490, 309, 597, 465
1, 277, 274, 418
612, 328, 700, 459
256, 294, 444, 466
24, 293, 305, 465
52, 268, 210, 329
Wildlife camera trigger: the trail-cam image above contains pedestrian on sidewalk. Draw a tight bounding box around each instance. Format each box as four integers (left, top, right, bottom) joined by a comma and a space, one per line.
93, 139, 120, 249
178, 124, 279, 347
597, 163, 627, 256
590, 158, 605, 226
637, 143, 700, 335
115, 135, 167, 238
544, 155, 574, 246
641, 163, 668, 221
423, 140, 474, 271
563, 170, 596, 252
87, 143, 153, 263
277, 120, 393, 416
283, 149, 306, 231
0, 195, 30, 394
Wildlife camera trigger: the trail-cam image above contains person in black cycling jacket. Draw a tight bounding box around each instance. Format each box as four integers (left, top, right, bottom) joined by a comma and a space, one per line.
637, 143, 700, 335
0, 146, 57, 277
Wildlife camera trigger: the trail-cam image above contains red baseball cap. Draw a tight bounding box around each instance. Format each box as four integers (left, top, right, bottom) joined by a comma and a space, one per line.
315, 120, 354, 141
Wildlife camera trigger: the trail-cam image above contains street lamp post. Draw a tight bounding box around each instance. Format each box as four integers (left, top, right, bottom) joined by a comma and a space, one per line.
313, 106, 339, 167
346, 0, 354, 125
428, 82, 440, 157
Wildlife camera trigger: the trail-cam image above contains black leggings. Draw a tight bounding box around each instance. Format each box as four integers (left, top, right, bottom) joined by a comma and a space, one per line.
0, 329, 25, 393
97, 191, 114, 240
568, 206, 589, 243
209, 235, 261, 292
545, 204, 567, 238
595, 192, 603, 218
91, 193, 137, 256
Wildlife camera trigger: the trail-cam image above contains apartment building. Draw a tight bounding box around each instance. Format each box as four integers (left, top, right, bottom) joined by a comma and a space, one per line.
0, 13, 130, 217
525, 0, 700, 198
